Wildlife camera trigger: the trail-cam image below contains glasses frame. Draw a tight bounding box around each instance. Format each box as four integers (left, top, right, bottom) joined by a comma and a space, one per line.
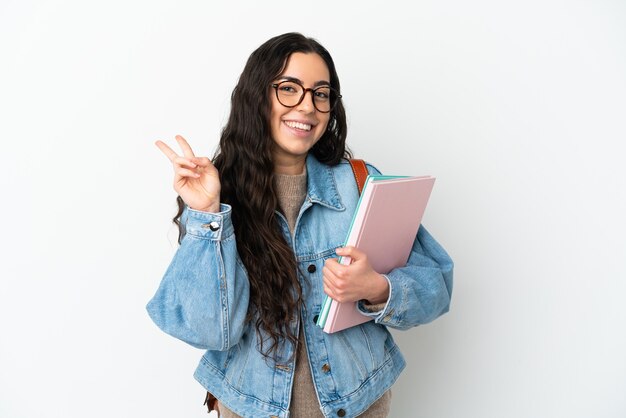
271, 80, 342, 113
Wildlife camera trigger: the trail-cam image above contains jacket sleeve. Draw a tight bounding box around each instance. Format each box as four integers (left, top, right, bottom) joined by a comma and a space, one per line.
356, 162, 454, 329
146, 204, 250, 350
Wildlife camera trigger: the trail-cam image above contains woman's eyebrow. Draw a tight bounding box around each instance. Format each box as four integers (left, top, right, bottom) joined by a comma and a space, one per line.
277, 76, 331, 87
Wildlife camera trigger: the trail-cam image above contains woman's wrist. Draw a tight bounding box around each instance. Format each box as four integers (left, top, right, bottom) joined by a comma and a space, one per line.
191, 202, 221, 213
365, 273, 389, 305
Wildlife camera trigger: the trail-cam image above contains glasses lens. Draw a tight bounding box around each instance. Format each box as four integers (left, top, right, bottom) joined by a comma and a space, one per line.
276, 81, 303, 107
313, 86, 332, 113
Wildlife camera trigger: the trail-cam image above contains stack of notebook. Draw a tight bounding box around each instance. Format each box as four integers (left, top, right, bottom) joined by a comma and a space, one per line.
316, 174, 436, 333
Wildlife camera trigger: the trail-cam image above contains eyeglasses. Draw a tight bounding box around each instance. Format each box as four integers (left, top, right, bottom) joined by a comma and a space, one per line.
271, 80, 342, 113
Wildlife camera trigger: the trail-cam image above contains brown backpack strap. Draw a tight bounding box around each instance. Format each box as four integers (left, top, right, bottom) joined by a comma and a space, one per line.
348, 159, 368, 195
204, 391, 220, 414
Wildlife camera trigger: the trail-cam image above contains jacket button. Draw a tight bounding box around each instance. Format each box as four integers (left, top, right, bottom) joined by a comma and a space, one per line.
307, 264, 316, 273
321, 363, 331, 373
337, 409, 346, 417
313, 314, 319, 323
201, 221, 220, 231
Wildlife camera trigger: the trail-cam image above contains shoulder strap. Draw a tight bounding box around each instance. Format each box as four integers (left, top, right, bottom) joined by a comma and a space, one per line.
348, 159, 368, 195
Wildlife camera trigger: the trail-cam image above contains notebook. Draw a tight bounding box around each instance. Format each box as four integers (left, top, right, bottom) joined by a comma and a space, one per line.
317, 175, 436, 333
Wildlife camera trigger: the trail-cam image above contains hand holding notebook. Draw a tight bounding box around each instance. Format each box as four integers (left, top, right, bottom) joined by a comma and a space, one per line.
323, 245, 391, 305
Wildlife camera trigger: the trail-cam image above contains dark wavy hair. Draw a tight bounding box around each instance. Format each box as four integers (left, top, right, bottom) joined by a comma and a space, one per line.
174, 33, 350, 359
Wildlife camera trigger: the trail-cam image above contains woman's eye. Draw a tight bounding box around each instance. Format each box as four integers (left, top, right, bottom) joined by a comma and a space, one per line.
278, 82, 301, 94
314, 89, 330, 100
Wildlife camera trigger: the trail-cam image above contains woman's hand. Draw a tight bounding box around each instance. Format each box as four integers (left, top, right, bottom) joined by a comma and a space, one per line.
322, 246, 390, 305
155, 135, 221, 213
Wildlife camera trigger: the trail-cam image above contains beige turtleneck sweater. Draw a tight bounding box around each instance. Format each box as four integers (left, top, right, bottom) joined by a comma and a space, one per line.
218, 169, 391, 418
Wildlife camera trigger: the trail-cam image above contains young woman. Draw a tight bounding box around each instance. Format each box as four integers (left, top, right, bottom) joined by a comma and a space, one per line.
147, 32, 453, 418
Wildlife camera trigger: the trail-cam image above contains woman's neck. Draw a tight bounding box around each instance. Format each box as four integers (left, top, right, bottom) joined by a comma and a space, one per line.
273, 155, 307, 175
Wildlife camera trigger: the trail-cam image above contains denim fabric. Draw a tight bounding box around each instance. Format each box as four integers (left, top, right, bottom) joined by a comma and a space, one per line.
147, 154, 454, 418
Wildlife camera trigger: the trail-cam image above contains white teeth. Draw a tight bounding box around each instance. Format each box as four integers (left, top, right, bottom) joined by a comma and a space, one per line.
284, 121, 312, 131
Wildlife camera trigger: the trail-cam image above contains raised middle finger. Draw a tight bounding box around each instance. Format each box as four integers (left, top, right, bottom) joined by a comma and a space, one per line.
175, 135, 196, 158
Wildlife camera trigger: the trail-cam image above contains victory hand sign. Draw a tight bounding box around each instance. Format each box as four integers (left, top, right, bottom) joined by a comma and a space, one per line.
155, 135, 221, 213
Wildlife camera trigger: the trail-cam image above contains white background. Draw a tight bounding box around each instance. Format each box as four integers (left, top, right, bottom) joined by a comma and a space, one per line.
1, 1, 625, 417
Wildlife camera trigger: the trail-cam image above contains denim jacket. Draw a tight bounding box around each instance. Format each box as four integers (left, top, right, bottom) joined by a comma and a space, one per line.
147, 153, 454, 418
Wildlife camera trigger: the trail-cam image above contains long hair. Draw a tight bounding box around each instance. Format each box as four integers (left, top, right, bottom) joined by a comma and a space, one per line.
174, 32, 350, 359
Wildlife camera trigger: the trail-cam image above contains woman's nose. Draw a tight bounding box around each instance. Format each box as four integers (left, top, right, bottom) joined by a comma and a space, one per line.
296, 90, 316, 113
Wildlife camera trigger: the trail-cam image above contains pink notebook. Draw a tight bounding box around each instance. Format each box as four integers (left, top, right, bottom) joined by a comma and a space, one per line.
322, 175, 436, 333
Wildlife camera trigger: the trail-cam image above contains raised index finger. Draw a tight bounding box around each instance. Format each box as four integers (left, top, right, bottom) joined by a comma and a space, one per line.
175, 135, 196, 158
155, 140, 179, 162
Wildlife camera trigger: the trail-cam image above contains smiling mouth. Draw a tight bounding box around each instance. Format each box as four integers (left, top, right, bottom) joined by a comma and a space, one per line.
284, 121, 313, 131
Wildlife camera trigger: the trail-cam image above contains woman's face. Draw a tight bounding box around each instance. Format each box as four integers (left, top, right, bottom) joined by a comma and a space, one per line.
269, 52, 331, 173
